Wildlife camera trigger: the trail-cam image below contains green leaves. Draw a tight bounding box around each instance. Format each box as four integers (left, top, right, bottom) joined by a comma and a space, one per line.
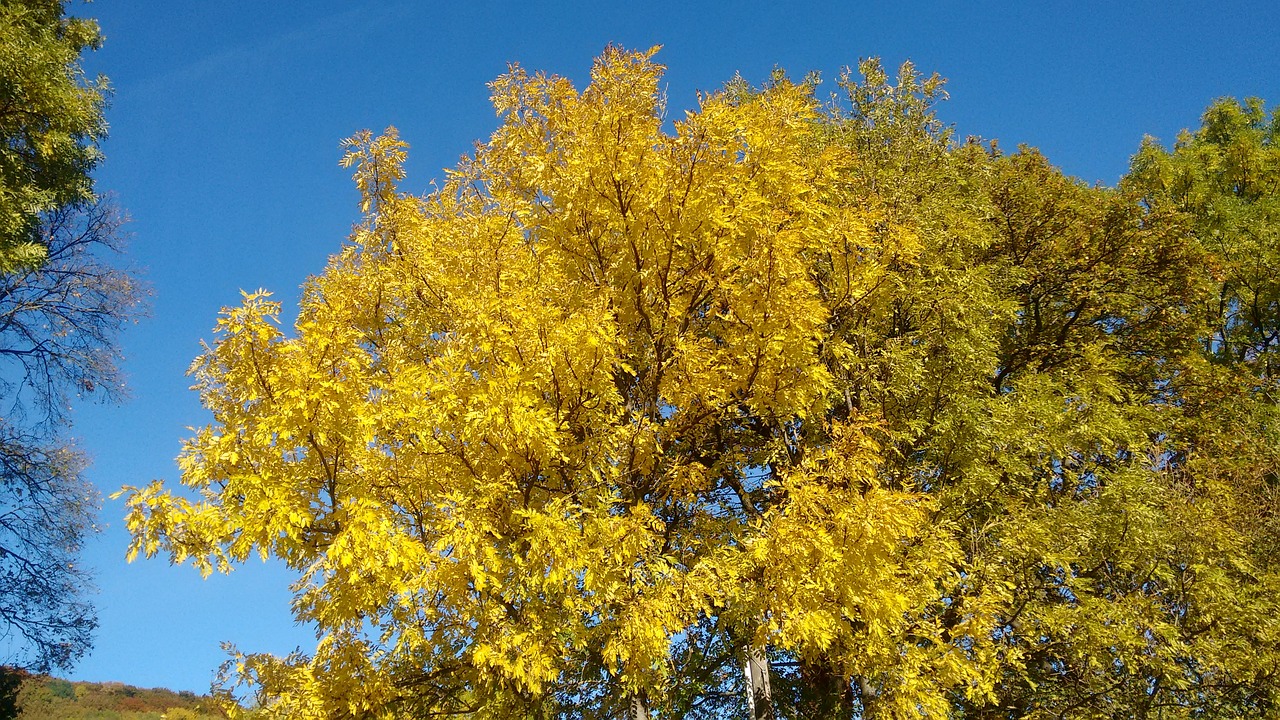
0, 0, 108, 271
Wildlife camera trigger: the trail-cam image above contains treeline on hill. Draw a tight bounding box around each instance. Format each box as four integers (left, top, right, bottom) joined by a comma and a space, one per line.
0, 667, 222, 720
119, 48, 1280, 719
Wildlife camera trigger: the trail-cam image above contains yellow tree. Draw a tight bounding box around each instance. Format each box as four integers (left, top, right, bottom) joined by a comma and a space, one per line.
121, 49, 1280, 719
122, 49, 967, 719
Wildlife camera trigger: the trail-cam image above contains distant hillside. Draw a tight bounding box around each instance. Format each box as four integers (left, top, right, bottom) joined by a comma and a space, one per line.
1, 668, 224, 720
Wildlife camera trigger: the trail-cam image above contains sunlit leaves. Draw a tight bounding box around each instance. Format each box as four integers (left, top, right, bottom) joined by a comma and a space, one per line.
0, 0, 108, 270
119, 50, 1280, 719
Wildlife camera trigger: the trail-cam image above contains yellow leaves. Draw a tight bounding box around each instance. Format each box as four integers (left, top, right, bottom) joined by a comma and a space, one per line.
217, 631, 401, 720
130, 46, 1249, 716
118, 45, 968, 716
340, 127, 408, 216
471, 628, 560, 694
124, 46, 848, 710
115, 480, 239, 578
718, 418, 976, 706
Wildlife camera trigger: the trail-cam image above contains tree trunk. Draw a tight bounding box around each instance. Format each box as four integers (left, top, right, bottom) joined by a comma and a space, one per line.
626, 693, 648, 720
799, 657, 854, 719
744, 645, 774, 719
857, 675, 878, 718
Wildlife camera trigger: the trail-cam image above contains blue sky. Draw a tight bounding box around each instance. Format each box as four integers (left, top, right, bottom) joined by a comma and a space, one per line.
57, 0, 1280, 695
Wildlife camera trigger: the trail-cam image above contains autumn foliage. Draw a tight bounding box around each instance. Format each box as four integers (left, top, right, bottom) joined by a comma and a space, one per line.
122, 48, 1280, 718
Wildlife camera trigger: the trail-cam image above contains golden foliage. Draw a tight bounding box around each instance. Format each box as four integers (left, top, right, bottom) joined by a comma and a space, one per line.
120, 50, 1280, 718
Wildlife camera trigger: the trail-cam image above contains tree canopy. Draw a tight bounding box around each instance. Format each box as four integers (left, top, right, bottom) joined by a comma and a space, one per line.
0, 0, 107, 271
122, 48, 1280, 719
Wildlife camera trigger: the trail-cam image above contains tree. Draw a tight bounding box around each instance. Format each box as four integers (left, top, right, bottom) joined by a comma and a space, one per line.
127, 47, 882, 718
1127, 97, 1280, 384
122, 49, 1280, 719
0, 1, 139, 674
0, 0, 108, 272
0, 199, 140, 674
812, 71, 1280, 716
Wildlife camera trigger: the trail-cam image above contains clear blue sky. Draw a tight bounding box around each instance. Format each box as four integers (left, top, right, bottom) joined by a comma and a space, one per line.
60, 0, 1280, 694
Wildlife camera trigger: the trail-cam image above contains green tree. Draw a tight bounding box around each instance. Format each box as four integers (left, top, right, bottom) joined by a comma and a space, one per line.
0, 0, 108, 271
1127, 97, 1280, 383
811, 69, 1280, 717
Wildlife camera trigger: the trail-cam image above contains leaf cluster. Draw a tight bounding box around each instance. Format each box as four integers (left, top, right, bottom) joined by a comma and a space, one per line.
0, 0, 107, 271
